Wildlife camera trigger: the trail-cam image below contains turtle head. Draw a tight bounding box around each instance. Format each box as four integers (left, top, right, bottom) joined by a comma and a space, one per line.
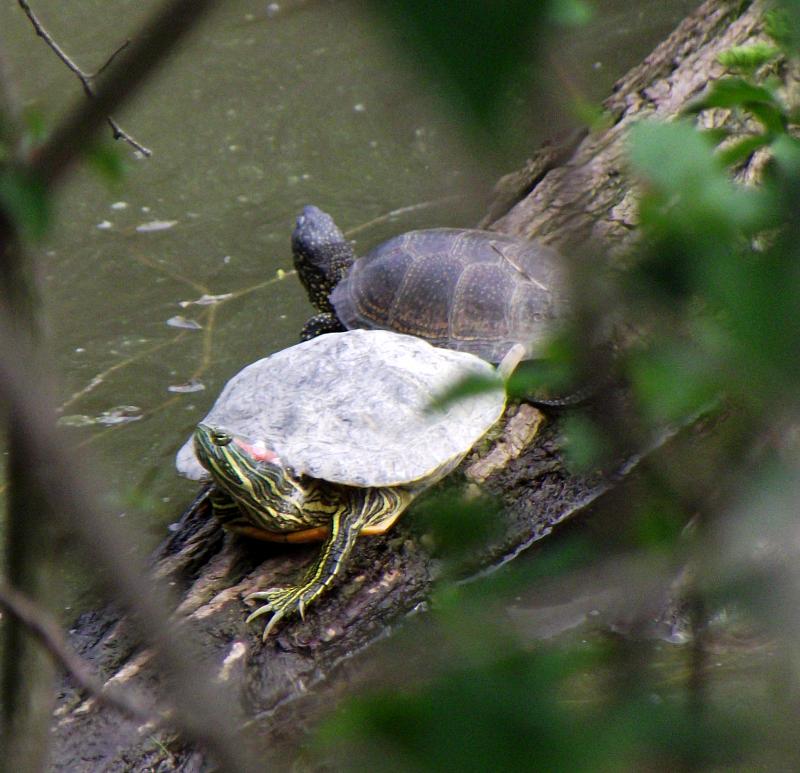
291, 205, 355, 313
193, 423, 306, 523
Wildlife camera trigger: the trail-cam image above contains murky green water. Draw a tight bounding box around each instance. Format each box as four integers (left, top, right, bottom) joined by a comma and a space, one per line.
0, 0, 698, 551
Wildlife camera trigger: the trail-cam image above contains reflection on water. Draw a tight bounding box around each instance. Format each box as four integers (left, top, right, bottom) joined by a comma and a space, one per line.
0, 0, 698, 550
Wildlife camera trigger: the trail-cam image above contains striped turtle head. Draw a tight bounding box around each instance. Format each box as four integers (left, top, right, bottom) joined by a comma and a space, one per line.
291, 205, 355, 312
193, 423, 306, 526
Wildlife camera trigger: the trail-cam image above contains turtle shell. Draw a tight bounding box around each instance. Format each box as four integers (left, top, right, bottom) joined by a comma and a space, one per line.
175, 329, 505, 488
329, 229, 568, 363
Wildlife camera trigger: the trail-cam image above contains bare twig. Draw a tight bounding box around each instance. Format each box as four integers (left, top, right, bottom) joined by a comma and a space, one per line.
92, 39, 131, 78
17, 0, 151, 156
0, 582, 162, 728
105, 116, 151, 156
30, 0, 221, 188
17, 1, 85, 82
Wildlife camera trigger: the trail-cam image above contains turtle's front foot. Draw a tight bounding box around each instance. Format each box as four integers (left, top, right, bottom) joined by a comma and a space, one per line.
246, 508, 368, 638
300, 312, 345, 341
245, 583, 326, 639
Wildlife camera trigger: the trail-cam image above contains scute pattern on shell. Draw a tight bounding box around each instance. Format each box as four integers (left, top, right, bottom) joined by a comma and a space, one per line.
329, 228, 568, 363
175, 330, 506, 487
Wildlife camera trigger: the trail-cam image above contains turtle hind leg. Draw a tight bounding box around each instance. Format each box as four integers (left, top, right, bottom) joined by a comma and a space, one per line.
246, 487, 409, 639
300, 312, 346, 341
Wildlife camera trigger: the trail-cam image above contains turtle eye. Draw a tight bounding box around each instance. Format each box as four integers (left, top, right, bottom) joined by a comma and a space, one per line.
212, 430, 232, 446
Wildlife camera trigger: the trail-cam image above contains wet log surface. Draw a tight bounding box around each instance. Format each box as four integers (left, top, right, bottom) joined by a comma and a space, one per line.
50, 1, 765, 769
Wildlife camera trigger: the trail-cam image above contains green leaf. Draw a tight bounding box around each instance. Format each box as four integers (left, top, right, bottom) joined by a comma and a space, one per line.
717, 43, 780, 73
629, 119, 720, 189
764, 7, 794, 48
0, 169, 50, 240
632, 493, 686, 550
570, 98, 611, 131
628, 343, 721, 424
412, 486, 502, 565
716, 133, 772, 167
505, 334, 584, 401
699, 126, 731, 146
561, 413, 609, 471
367, 1, 552, 136
769, 132, 800, 175
686, 78, 787, 134
22, 109, 48, 144
549, 0, 593, 26
317, 646, 607, 772
628, 119, 764, 233
85, 143, 127, 186
687, 77, 780, 111
746, 101, 788, 135
427, 372, 503, 411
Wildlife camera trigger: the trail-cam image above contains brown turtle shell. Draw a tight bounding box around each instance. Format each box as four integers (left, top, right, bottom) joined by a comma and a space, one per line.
329, 229, 568, 363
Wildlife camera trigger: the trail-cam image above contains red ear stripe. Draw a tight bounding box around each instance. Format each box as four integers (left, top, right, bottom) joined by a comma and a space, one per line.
233, 438, 280, 464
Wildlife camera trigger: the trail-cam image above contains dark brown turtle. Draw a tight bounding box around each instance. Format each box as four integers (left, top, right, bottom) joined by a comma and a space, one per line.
291, 205, 570, 364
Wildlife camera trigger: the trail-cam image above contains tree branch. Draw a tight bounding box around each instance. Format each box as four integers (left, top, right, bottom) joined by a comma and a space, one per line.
1, 1, 260, 767
0, 303, 259, 771
0, 582, 161, 728
28, 0, 221, 187
17, 0, 151, 157
92, 39, 130, 78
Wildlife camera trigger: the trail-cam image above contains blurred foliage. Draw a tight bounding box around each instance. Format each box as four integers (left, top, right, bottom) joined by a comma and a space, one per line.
317, 639, 753, 772
367, 0, 549, 133
0, 114, 123, 241
561, 411, 611, 470
765, 3, 800, 50
366, 0, 592, 143
19, 108, 48, 158
312, 1, 800, 771
411, 484, 504, 574
0, 111, 50, 239
0, 168, 49, 240
430, 334, 588, 412
716, 42, 781, 74
427, 371, 504, 411
84, 143, 127, 187
1, 112, 126, 249
507, 336, 588, 401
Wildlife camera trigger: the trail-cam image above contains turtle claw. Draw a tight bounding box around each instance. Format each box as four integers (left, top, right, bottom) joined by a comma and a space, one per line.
244, 584, 321, 639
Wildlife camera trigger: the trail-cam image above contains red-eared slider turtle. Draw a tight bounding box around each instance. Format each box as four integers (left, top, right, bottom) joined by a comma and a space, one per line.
292, 205, 569, 363
176, 329, 519, 638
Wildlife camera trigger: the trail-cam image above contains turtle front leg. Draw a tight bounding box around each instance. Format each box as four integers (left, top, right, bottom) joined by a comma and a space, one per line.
300, 312, 346, 341
245, 487, 407, 639
245, 504, 364, 638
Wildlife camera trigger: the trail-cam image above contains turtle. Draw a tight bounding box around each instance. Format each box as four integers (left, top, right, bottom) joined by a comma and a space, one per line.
176, 329, 520, 638
291, 204, 570, 364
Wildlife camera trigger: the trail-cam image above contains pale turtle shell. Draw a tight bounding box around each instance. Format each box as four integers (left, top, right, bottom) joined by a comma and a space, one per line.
176, 329, 506, 488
